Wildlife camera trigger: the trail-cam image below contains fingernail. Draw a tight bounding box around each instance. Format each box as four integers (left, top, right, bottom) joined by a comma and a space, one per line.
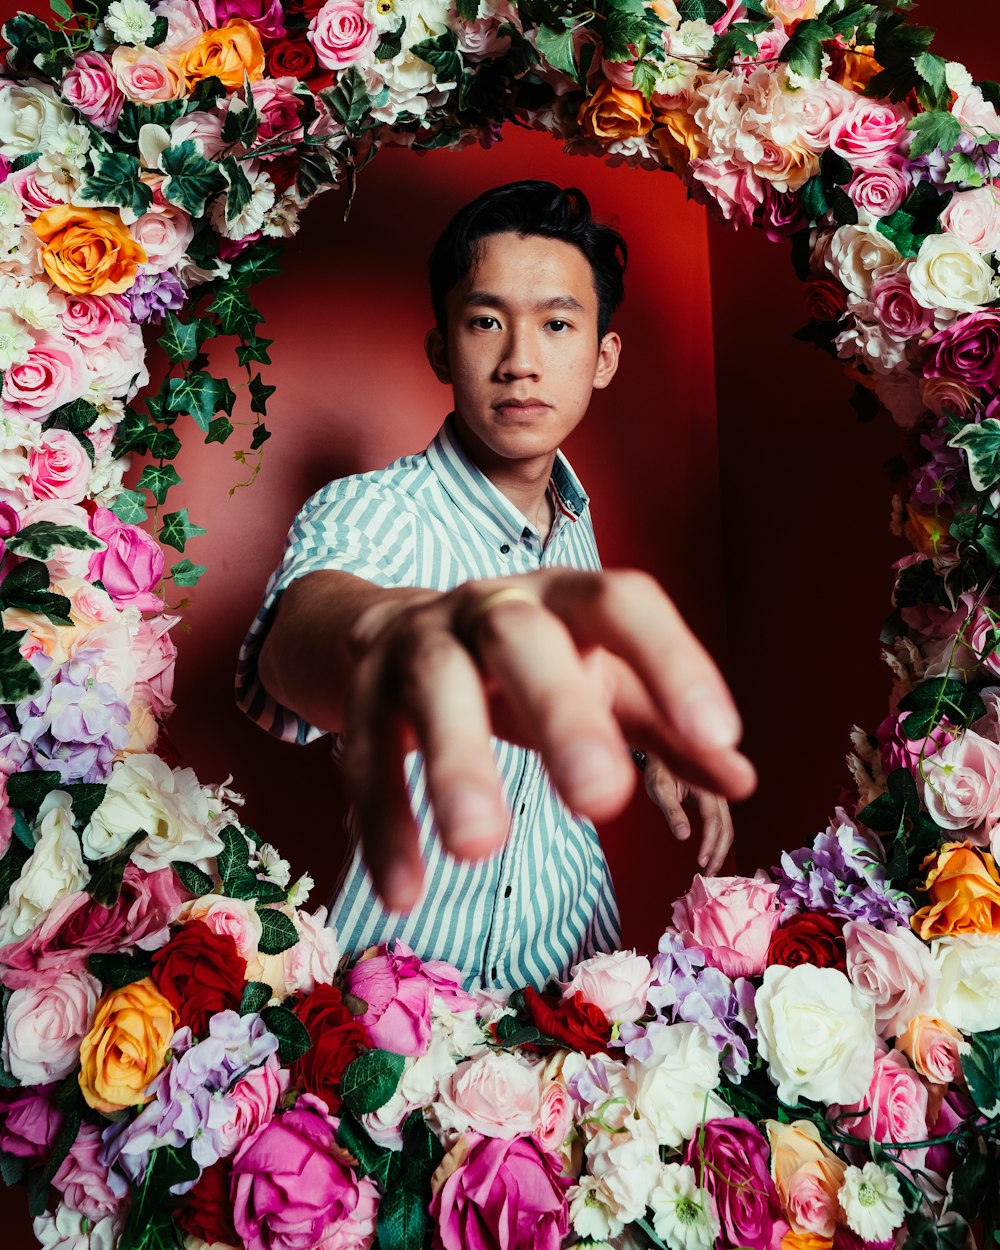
381, 861, 419, 912
559, 740, 625, 805
439, 785, 502, 848
680, 687, 741, 750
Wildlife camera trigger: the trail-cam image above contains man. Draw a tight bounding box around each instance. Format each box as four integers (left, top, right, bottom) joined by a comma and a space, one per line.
238, 180, 754, 989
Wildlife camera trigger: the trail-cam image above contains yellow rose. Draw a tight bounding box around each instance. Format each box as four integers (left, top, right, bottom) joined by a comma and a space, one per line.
32, 205, 147, 297
912, 841, 1000, 940
763, 0, 816, 22
78, 977, 178, 1114
651, 108, 705, 171
766, 1120, 846, 1240
579, 82, 654, 143
182, 20, 265, 90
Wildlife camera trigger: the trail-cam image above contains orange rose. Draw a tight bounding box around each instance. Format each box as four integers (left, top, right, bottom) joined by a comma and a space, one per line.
913, 842, 1000, 939
651, 108, 705, 171
904, 503, 952, 557
32, 205, 147, 297
896, 1015, 966, 1086
829, 44, 882, 93
781, 1234, 833, 1250
766, 1120, 846, 1241
182, 19, 266, 90
757, 141, 819, 193
579, 82, 653, 143
78, 977, 178, 1114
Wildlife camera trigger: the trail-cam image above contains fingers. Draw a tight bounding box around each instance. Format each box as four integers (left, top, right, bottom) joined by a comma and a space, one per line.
697, 790, 735, 876
471, 594, 635, 821
644, 758, 691, 841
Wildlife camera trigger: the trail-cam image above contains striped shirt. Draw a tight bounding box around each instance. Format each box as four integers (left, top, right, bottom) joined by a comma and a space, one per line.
236, 415, 621, 990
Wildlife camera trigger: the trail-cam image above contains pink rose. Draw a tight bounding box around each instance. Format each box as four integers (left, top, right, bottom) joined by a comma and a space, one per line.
562, 949, 652, 1024
671, 874, 780, 978
170, 109, 228, 161
689, 160, 765, 226
0, 864, 183, 989
968, 609, 1000, 678
231, 1093, 367, 1250
843, 920, 939, 1038
838, 1045, 929, 1168
454, 15, 512, 63
132, 614, 178, 718
876, 709, 953, 777
52, 1124, 129, 1223
249, 76, 304, 147
870, 270, 934, 339
112, 46, 185, 104
535, 1079, 573, 1154
0, 773, 13, 859
217, 1052, 289, 1157
796, 78, 855, 152
154, 0, 207, 49
430, 1133, 570, 1250
284, 905, 342, 996
0, 1085, 62, 1161
952, 89, 1000, 139
829, 98, 911, 169
60, 293, 130, 348
86, 506, 164, 612
1, 968, 101, 1084
848, 163, 909, 219
83, 321, 149, 399
941, 187, 1000, 254
130, 203, 194, 274
1, 332, 86, 420
922, 729, 1000, 840
925, 310, 1000, 389
346, 940, 474, 1057
200, 0, 287, 38
8, 166, 67, 216
61, 52, 125, 131
179, 895, 262, 961
27, 429, 91, 503
308, 0, 378, 71
18, 499, 94, 580
896, 1015, 965, 1087
315, 1173, 379, 1250
435, 1051, 542, 1140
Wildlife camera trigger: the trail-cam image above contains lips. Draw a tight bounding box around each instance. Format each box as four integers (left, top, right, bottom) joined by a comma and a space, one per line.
493, 398, 550, 415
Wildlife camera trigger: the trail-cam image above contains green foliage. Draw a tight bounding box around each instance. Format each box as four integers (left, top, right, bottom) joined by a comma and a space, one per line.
173, 860, 215, 895
260, 1004, 312, 1062
535, 24, 578, 79
322, 67, 376, 134
962, 1030, 1000, 1118
951, 419, 1000, 493
376, 17, 407, 59
169, 558, 206, 587
338, 1110, 399, 1187
0, 560, 72, 626
221, 85, 260, 147
79, 150, 153, 216
119, 1144, 198, 1250
217, 823, 250, 883
137, 463, 183, 505
158, 509, 207, 553
0, 631, 43, 704
876, 182, 952, 256
3, 11, 76, 78
946, 151, 986, 188
44, 398, 100, 435
5, 769, 62, 814
377, 1188, 427, 1250
236, 335, 275, 367
711, 20, 769, 70
166, 370, 236, 430
780, 19, 834, 80
676, 0, 725, 20
111, 487, 149, 525
907, 110, 962, 160
159, 313, 203, 365
208, 282, 264, 340
7, 522, 102, 562
205, 415, 235, 445
240, 980, 272, 1015
603, 0, 648, 63
88, 951, 154, 989
258, 907, 299, 954
222, 155, 254, 225
409, 33, 462, 83
86, 833, 143, 906
341, 1049, 406, 1117
160, 140, 227, 216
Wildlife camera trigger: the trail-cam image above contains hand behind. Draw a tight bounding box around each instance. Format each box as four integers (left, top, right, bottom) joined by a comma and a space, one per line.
642, 752, 735, 877
343, 567, 755, 910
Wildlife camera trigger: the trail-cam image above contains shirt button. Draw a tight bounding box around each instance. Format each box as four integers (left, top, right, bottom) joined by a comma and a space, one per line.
499, 543, 510, 554
504, 886, 512, 898
491, 966, 498, 981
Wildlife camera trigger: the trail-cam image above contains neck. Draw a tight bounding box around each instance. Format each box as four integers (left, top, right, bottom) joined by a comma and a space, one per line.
451, 415, 557, 538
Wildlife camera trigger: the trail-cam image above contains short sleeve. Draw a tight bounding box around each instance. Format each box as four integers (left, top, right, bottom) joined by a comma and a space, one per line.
236, 478, 418, 744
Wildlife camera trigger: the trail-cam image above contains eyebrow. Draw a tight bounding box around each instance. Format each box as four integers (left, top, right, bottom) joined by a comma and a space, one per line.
462, 291, 586, 313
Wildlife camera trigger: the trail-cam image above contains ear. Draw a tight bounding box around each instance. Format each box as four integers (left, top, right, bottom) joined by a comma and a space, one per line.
424, 327, 451, 383
592, 331, 621, 391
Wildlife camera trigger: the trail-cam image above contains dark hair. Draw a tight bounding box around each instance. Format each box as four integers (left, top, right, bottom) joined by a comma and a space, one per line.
428, 180, 627, 339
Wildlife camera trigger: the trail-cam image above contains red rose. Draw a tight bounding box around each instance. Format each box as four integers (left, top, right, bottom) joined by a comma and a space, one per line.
150, 919, 247, 1036
175, 1158, 239, 1248
521, 987, 612, 1057
805, 278, 848, 323
766, 912, 847, 973
291, 983, 368, 1113
265, 37, 334, 90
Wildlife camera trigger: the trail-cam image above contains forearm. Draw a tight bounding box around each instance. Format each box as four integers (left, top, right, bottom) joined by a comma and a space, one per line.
256, 570, 435, 735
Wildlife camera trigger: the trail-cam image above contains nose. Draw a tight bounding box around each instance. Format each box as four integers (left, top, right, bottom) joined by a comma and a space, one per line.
496, 323, 541, 380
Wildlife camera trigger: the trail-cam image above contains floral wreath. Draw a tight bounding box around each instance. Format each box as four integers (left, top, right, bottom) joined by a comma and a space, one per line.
1, 0, 1000, 1247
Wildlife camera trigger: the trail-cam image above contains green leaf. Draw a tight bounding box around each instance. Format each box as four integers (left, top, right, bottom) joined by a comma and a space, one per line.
65, 780, 106, 827
631, 57, 658, 101
603, 0, 647, 62
173, 860, 215, 895
408, 33, 462, 83
235, 335, 274, 368
79, 150, 153, 216
950, 418, 1000, 492
208, 282, 264, 340
535, 24, 578, 79
961, 1028, 1000, 1118
711, 21, 768, 69
230, 246, 282, 287
221, 87, 259, 147
217, 823, 250, 884
44, 398, 100, 435
160, 313, 202, 365
857, 790, 904, 834
0, 559, 72, 625
321, 67, 373, 134
50, 0, 73, 19
12, 810, 34, 852
205, 415, 235, 445
257, 906, 299, 955
946, 151, 986, 188
160, 139, 226, 216
147, 13, 168, 46
340, 1048, 406, 1117
0, 1150, 28, 1186
86, 833, 143, 905
907, 109, 962, 160
295, 149, 335, 200
111, 487, 148, 525
779, 19, 834, 80
158, 509, 207, 553
913, 50, 951, 111
375, 16, 407, 59
248, 373, 276, 416
227, 871, 286, 903
119, 1144, 198, 1250
137, 463, 182, 505
165, 371, 234, 431
260, 1004, 312, 1062
897, 676, 967, 714
5, 769, 61, 814
222, 154, 254, 225
169, 558, 206, 588
6, 522, 102, 561
677, 0, 725, 19
0, 631, 42, 704
337, 1111, 398, 1187
88, 951, 154, 989
377, 1187, 427, 1250
250, 423, 271, 451
117, 100, 187, 149
400, 1109, 444, 1186
240, 980, 272, 1015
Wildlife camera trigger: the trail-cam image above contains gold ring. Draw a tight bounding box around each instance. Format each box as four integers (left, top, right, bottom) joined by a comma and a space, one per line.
458, 586, 542, 647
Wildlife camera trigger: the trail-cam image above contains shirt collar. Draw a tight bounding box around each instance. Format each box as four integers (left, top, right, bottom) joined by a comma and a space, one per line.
425, 414, 589, 547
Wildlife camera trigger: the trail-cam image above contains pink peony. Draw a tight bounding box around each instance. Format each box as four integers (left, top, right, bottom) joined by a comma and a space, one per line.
430, 1132, 570, 1250
828, 98, 911, 169
922, 729, 1000, 841
870, 270, 935, 340
843, 920, 939, 1038
838, 1045, 929, 1168
60, 52, 124, 131
941, 186, 1000, 254
795, 78, 856, 152
52, 1124, 129, 1223
671, 874, 780, 978
231, 1093, 367, 1250
284, 905, 342, 996
60, 293, 130, 348
86, 506, 164, 612
346, 940, 475, 1057
876, 709, 953, 777
435, 1051, 542, 1140
308, 0, 378, 71
847, 163, 910, 218
562, 949, 652, 1024
8, 166, 67, 216
0, 1085, 62, 1161
27, 429, 92, 503
1, 333, 86, 421
689, 159, 765, 226
1, 968, 101, 1085
83, 321, 148, 400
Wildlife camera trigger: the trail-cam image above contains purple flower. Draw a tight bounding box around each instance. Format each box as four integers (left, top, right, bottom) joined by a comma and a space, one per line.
910, 425, 965, 508
126, 270, 186, 324
771, 808, 914, 927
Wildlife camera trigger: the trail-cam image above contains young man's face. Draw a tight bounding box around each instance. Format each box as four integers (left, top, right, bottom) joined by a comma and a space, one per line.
425, 232, 621, 468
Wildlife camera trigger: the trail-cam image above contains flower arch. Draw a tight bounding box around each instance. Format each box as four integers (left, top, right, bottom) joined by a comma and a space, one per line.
1, 0, 1000, 1247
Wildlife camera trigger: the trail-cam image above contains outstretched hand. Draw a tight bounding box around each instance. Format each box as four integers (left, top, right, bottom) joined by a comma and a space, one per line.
641, 751, 735, 876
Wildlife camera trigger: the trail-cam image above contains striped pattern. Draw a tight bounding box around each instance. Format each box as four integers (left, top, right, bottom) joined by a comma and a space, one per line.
237, 416, 621, 990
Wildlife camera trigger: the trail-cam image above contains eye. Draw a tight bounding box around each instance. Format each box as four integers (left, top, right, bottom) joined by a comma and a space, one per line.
547, 319, 571, 332
470, 315, 500, 330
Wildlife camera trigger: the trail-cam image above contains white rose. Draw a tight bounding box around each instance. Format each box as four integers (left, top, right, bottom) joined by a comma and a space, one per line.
627, 1022, 726, 1148
0, 791, 89, 945
932, 933, 1000, 1033
826, 223, 904, 298
0, 84, 74, 154
434, 1049, 542, 1140
586, 1118, 662, 1224
909, 232, 996, 313
755, 964, 876, 1104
